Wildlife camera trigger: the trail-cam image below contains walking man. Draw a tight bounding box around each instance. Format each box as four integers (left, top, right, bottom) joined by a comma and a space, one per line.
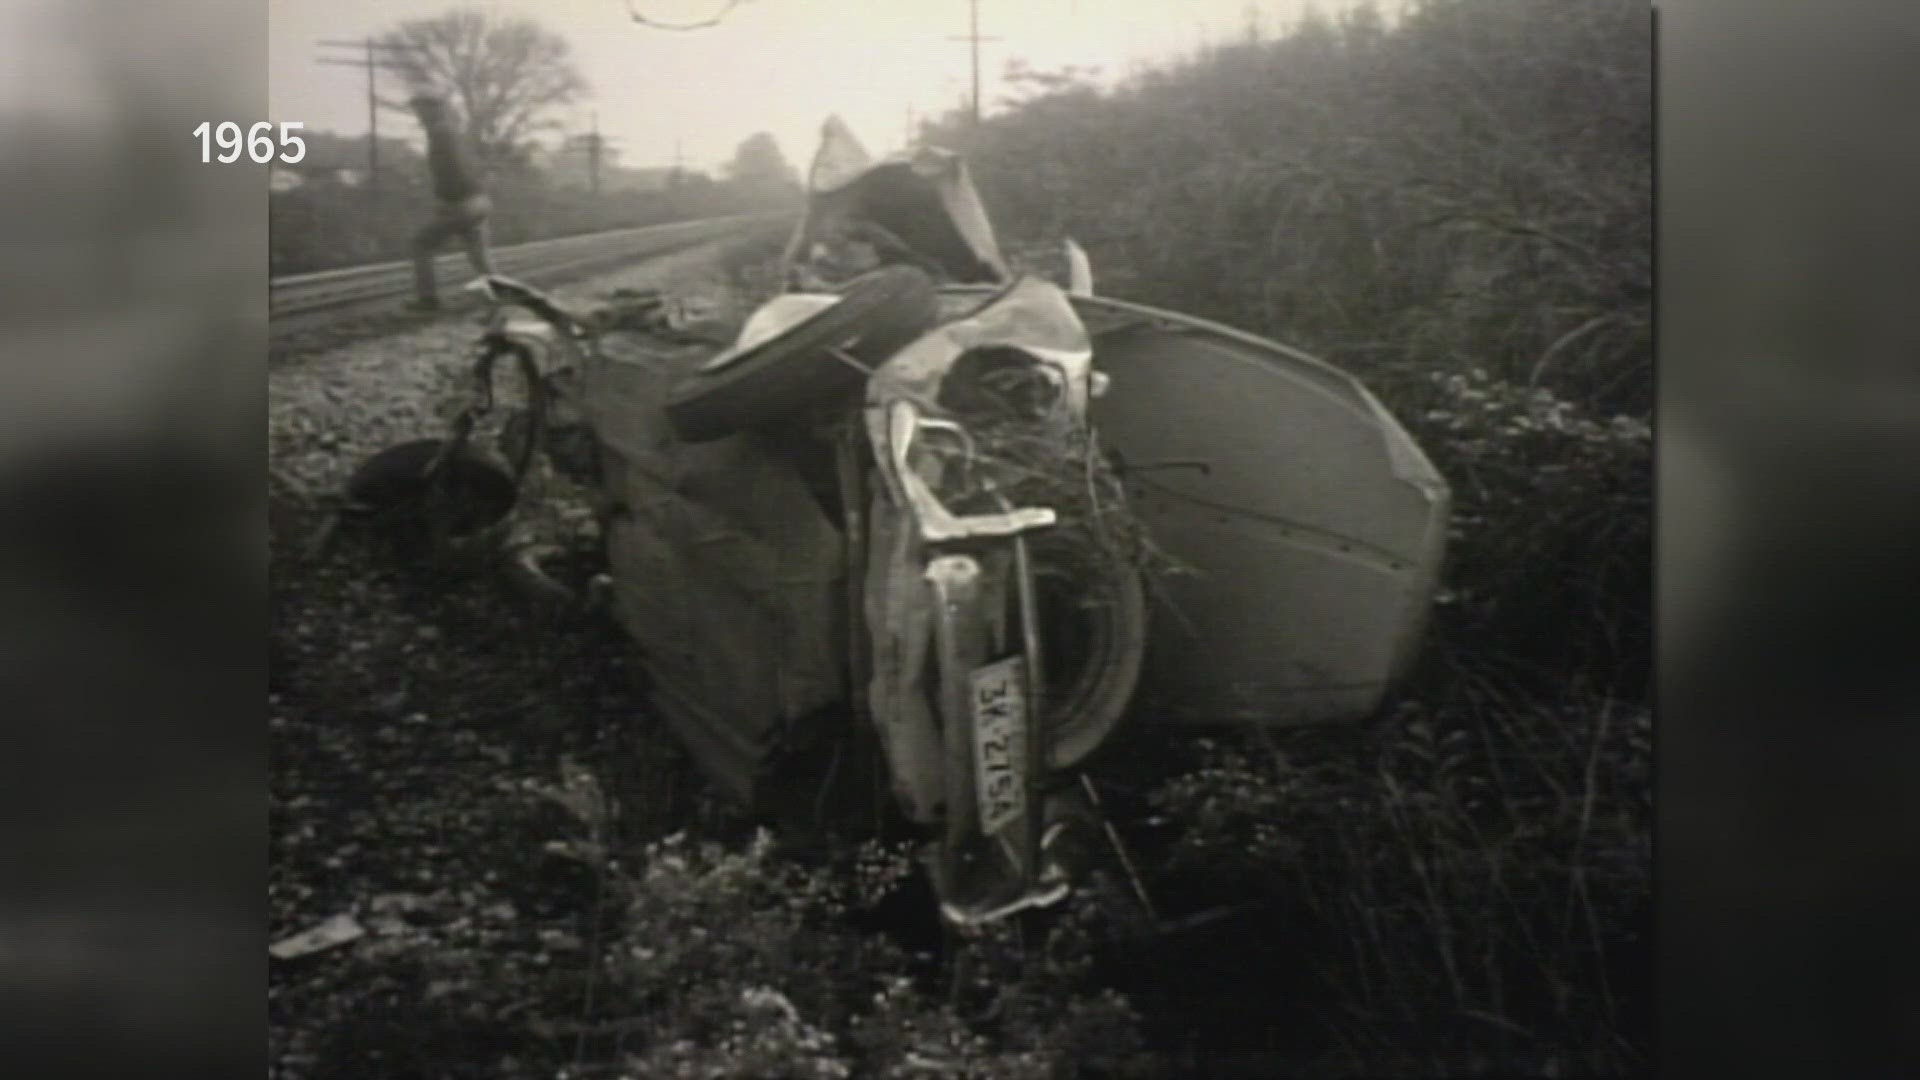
407, 93, 494, 312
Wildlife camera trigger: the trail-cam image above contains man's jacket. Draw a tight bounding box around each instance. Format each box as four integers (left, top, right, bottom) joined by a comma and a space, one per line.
424, 121, 483, 202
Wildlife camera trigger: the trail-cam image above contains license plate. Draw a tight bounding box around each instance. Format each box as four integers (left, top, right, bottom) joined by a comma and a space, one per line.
969, 656, 1028, 837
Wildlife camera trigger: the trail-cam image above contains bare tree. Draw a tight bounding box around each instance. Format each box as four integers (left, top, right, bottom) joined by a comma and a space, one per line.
378, 9, 589, 170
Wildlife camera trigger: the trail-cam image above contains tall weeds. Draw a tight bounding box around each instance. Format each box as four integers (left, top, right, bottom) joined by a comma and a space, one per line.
929, 0, 1650, 414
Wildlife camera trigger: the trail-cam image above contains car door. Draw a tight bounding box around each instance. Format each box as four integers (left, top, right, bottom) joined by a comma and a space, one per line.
1074, 295, 1450, 729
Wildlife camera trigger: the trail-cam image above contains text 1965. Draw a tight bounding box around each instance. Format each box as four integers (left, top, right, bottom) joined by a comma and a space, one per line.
193, 122, 307, 164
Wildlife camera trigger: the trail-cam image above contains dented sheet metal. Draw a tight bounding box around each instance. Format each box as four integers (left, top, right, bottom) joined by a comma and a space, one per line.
858, 276, 1099, 826
1066, 295, 1449, 726
576, 340, 846, 797
864, 276, 1094, 415
785, 115, 1010, 290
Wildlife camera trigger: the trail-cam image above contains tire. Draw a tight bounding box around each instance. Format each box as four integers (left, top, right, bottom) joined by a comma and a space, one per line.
343, 438, 519, 538
1026, 529, 1149, 770
665, 265, 940, 443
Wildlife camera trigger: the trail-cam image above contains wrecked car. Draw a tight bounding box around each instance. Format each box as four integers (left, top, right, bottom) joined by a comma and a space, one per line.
349, 117, 1450, 925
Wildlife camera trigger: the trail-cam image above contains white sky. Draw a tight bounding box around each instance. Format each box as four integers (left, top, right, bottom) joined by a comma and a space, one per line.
270, 0, 1355, 172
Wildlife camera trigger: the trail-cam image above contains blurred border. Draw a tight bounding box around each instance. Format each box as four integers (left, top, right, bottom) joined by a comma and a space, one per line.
0, 0, 263, 1072
1661, 0, 1920, 1074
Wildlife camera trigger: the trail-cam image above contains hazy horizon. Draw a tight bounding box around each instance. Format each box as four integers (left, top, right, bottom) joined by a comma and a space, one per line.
268, 0, 1376, 174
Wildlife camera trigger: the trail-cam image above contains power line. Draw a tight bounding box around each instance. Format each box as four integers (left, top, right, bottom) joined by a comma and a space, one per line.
314, 37, 429, 191
565, 112, 623, 195
946, 0, 1002, 126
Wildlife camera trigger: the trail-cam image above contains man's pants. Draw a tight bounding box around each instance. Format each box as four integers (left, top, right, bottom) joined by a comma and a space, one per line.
412, 194, 495, 302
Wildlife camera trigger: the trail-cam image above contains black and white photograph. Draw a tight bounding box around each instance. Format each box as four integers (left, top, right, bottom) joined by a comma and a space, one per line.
265, 1, 1652, 1075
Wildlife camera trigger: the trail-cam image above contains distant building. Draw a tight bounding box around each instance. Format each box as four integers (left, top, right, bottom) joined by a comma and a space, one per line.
269, 168, 305, 194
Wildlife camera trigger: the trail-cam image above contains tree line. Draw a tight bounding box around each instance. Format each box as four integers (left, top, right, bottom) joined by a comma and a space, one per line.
272, 7, 801, 274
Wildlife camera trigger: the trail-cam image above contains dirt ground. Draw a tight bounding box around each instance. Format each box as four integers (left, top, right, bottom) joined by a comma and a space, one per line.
268, 247, 768, 1079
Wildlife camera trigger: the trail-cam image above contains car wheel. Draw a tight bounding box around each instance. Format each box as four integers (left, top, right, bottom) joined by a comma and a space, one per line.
664, 265, 940, 443
1025, 528, 1149, 769
343, 438, 519, 538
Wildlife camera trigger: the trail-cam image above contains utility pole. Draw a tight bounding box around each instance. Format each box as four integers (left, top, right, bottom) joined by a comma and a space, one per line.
967, 0, 980, 124
588, 112, 601, 196
364, 38, 376, 182
565, 112, 621, 196
660, 138, 686, 190
316, 36, 428, 191
947, 0, 1001, 127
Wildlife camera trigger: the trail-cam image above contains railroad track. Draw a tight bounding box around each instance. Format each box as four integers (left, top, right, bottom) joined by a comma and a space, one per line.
270, 212, 788, 321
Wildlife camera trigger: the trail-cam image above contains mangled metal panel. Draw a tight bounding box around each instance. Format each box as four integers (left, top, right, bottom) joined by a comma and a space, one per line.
1063, 294, 1449, 727
784, 116, 1010, 290
859, 276, 1097, 824
578, 342, 847, 798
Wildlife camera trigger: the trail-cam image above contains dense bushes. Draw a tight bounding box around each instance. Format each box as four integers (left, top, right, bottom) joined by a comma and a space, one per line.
929, 0, 1650, 415
1141, 364, 1650, 1068
1413, 369, 1651, 690
914, 0, 1652, 1068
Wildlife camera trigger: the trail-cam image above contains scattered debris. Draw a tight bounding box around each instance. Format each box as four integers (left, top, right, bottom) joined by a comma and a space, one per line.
269, 913, 366, 960
362, 891, 441, 938
740, 986, 802, 1025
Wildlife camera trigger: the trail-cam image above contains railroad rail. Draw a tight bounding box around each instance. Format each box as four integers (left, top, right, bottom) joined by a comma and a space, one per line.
270, 212, 788, 321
